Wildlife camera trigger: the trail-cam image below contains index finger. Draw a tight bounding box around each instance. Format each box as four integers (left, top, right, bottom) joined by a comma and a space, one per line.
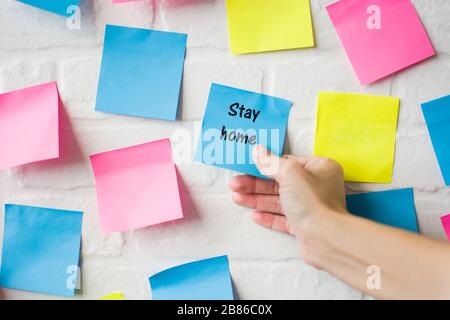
229, 175, 279, 195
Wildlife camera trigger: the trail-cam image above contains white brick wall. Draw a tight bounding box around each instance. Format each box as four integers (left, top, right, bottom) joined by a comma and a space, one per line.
0, 0, 449, 300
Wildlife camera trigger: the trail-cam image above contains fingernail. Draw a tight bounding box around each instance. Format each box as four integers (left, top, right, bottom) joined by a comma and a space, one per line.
253, 145, 268, 162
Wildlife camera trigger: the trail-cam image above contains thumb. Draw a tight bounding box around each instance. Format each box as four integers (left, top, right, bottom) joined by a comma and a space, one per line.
253, 145, 305, 182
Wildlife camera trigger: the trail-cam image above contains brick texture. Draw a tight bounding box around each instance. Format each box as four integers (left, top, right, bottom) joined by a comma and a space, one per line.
0, 0, 449, 299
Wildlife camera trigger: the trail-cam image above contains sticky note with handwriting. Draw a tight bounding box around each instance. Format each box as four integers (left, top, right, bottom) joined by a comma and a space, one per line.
95, 25, 187, 121
314, 92, 399, 183
326, 0, 435, 85
195, 83, 292, 178
0, 204, 83, 297
149, 256, 233, 300
346, 188, 419, 233
421, 95, 450, 186
225, 0, 314, 54
90, 138, 183, 234
0, 82, 59, 170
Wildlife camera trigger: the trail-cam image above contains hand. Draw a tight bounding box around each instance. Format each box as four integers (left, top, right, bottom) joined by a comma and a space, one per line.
229, 145, 348, 264
231, 146, 450, 299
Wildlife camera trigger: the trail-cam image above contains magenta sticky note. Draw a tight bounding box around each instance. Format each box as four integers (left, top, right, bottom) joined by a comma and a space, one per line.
112, 0, 139, 3
90, 138, 183, 234
0, 82, 59, 170
441, 214, 450, 241
326, 0, 435, 85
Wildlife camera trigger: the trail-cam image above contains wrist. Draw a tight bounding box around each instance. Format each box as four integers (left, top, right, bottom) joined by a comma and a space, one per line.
298, 207, 347, 237
296, 208, 349, 268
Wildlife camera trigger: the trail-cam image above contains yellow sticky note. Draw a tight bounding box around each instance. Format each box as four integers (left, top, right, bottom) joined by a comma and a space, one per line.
314, 92, 399, 183
100, 292, 125, 300
225, 0, 315, 54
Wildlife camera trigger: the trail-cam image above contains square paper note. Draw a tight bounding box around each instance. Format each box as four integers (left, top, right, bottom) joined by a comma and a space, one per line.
149, 256, 233, 300
226, 0, 314, 54
347, 188, 418, 233
314, 92, 399, 183
422, 95, 450, 186
326, 0, 435, 85
96, 25, 187, 121
0, 204, 82, 297
441, 214, 450, 241
90, 138, 183, 234
100, 292, 125, 300
0, 82, 59, 170
18, 0, 80, 16
195, 83, 292, 178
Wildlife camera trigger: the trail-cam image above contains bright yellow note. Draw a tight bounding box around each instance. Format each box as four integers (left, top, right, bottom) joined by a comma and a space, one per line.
314, 92, 399, 183
100, 292, 125, 300
225, 0, 315, 54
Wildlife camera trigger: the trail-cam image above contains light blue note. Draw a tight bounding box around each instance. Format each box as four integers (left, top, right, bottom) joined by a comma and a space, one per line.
95, 25, 187, 121
0, 204, 83, 297
346, 188, 419, 233
17, 0, 80, 17
422, 95, 450, 186
195, 83, 292, 178
149, 255, 234, 300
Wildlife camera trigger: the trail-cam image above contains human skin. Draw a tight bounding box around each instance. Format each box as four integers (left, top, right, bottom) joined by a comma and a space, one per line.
229, 145, 450, 299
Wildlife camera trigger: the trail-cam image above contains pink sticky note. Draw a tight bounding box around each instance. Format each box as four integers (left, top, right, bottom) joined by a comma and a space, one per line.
441, 214, 450, 241
112, 0, 139, 3
326, 0, 435, 85
90, 138, 183, 234
0, 82, 59, 170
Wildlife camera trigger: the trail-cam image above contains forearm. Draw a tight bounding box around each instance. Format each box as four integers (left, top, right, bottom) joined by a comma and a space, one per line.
300, 212, 450, 299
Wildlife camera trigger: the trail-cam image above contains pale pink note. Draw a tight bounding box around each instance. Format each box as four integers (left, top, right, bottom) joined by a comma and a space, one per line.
0, 82, 59, 170
112, 0, 140, 3
326, 0, 435, 85
90, 138, 183, 234
441, 214, 450, 241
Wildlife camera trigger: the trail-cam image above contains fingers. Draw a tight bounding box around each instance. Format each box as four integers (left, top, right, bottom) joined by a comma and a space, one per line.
284, 154, 316, 167
232, 192, 283, 214
253, 145, 306, 182
229, 175, 279, 195
252, 211, 293, 235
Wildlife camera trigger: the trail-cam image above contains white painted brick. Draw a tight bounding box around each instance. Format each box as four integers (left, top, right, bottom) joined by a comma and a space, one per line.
158, 0, 228, 49
272, 53, 392, 121
415, 189, 450, 239
1, 0, 95, 50
230, 260, 362, 300
90, 0, 155, 34
59, 56, 112, 120
391, 57, 450, 126
311, 0, 343, 51
125, 194, 299, 260
1, 0, 449, 300
412, 0, 450, 54
0, 60, 56, 92
182, 51, 265, 120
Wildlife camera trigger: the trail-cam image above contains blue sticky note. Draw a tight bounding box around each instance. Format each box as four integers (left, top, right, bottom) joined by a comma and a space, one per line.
95, 25, 187, 121
0, 204, 83, 297
346, 188, 419, 233
421, 95, 450, 186
195, 83, 292, 178
149, 256, 233, 300
17, 0, 80, 17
